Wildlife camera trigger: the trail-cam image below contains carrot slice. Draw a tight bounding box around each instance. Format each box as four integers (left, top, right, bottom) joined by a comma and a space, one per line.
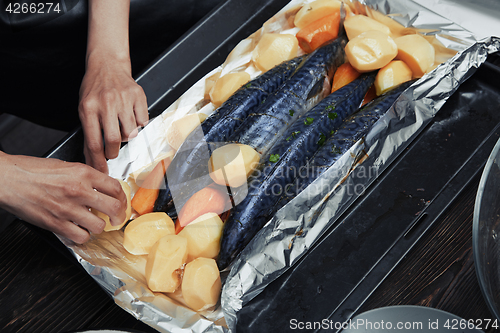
131, 158, 171, 216
296, 11, 341, 54
331, 62, 361, 93
176, 185, 230, 229
362, 85, 377, 106
175, 220, 184, 234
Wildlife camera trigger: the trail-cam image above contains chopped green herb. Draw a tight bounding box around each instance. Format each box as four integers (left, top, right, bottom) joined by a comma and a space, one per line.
330, 130, 336, 136
289, 110, 294, 116
328, 112, 338, 120
286, 130, 301, 141
269, 154, 280, 163
304, 117, 314, 125
325, 105, 335, 111
317, 133, 326, 146
245, 83, 252, 88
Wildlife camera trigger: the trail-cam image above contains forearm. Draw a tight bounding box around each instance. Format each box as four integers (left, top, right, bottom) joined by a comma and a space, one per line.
80, 0, 148, 173
86, 0, 131, 67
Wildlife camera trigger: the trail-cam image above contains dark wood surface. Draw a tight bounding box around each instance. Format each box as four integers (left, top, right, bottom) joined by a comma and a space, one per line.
0, 173, 495, 333
360, 180, 496, 332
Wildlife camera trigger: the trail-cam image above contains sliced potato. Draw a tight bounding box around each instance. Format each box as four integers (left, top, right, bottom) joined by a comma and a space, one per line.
345, 30, 398, 72
123, 212, 175, 255
91, 179, 131, 232
344, 14, 391, 40
129, 151, 174, 187
177, 212, 224, 261
252, 33, 298, 72
394, 34, 435, 78
145, 235, 188, 293
365, 7, 406, 38
167, 113, 208, 151
210, 72, 251, 108
208, 143, 260, 188
182, 258, 221, 312
294, 0, 342, 29
374, 60, 412, 96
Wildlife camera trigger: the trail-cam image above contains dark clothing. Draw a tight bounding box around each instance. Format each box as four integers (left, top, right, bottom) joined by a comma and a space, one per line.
0, 0, 224, 131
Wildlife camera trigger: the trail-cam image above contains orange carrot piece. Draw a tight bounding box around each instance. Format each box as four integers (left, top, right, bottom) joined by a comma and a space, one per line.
331, 63, 361, 93
131, 158, 171, 216
176, 185, 230, 229
175, 209, 231, 235
175, 220, 184, 234
296, 11, 341, 54
362, 85, 377, 106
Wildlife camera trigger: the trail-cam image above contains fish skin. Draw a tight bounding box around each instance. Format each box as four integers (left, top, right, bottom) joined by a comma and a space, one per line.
276, 79, 417, 211
216, 71, 374, 270
229, 35, 348, 155
153, 56, 306, 214
158, 33, 347, 215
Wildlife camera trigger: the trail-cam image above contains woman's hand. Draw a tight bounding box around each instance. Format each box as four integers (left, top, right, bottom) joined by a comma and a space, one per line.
79, 0, 148, 174
0, 153, 127, 244
79, 57, 148, 173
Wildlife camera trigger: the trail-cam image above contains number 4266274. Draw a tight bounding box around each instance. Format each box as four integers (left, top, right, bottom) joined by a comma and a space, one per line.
5, 3, 61, 14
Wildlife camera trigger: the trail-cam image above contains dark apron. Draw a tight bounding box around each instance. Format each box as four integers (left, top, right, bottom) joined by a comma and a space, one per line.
0, 0, 224, 131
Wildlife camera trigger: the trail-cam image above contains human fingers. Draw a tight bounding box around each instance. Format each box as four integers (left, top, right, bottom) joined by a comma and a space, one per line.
80, 99, 109, 173
101, 97, 122, 160
133, 84, 149, 127
56, 219, 94, 244
119, 96, 139, 142
89, 175, 127, 226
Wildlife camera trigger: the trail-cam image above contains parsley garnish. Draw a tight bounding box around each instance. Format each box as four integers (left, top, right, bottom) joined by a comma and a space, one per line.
317, 133, 326, 146
286, 130, 301, 142
328, 112, 338, 120
289, 110, 294, 116
269, 154, 280, 162
304, 117, 314, 125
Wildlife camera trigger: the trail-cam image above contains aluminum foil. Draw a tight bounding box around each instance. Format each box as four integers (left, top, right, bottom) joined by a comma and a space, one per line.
56, 0, 500, 332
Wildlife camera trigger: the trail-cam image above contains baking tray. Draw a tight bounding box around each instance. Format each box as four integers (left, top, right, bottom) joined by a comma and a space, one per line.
33, 0, 500, 330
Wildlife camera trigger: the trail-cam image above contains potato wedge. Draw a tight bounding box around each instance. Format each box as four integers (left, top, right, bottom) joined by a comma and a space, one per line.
294, 0, 342, 29
394, 34, 435, 78
345, 30, 398, 72
145, 235, 188, 293
252, 33, 298, 72
374, 60, 412, 96
177, 212, 224, 261
182, 258, 221, 312
344, 14, 391, 40
167, 113, 208, 151
210, 72, 251, 108
129, 151, 174, 187
123, 212, 175, 255
208, 143, 260, 188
